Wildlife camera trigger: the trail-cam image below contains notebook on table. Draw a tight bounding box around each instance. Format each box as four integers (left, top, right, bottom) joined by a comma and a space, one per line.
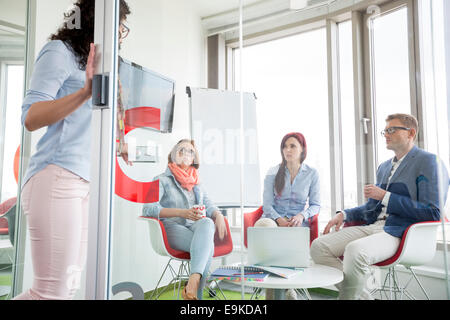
210, 264, 303, 282
209, 266, 269, 282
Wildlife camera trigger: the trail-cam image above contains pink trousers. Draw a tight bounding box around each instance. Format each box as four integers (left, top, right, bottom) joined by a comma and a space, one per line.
14, 164, 89, 300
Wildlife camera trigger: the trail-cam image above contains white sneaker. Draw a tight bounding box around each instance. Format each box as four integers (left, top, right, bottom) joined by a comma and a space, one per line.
285, 288, 298, 300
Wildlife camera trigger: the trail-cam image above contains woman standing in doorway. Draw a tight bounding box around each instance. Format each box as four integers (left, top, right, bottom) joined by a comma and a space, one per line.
15, 0, 131, 300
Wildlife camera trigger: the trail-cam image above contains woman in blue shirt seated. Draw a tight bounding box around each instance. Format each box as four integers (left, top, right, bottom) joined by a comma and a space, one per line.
257, 132, 320, 300
257, 132, 320, 228
143, 139, 228, 300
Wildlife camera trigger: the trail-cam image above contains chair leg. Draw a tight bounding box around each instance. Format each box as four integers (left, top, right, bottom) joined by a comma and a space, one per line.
295, 288, 312, 300
212, 280, 228, 300
372, 267, 402, 300
176, 261, 190, 300
250, 288, 262, 300
408, 267, 430, 300
150, 259, 191, 300
150, 259, 173, 300
374, 266, 430, 300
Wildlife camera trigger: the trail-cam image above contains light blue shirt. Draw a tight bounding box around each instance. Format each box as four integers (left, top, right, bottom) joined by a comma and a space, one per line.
143, 168, 220, 227
262, 163, 320, 225
21, 40, 92, 186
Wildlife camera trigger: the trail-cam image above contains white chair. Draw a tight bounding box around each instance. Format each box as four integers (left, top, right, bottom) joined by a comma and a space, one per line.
139, 216, 233, 300
370, 221, 448, 300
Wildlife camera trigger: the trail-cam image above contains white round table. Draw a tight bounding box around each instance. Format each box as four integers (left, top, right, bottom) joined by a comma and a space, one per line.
240, 264, 343, 300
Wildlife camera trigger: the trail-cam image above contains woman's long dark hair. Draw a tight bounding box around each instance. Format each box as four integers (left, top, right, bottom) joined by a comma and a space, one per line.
274, 132, 307, 195
50, 0, 131, 70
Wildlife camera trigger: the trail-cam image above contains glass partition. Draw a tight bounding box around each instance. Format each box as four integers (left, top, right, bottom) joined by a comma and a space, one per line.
0, 0, 27, 300
106, 0, 245, 300
9, 0, 449, 301
368, 6, 412, 168
418, 0, 450, 299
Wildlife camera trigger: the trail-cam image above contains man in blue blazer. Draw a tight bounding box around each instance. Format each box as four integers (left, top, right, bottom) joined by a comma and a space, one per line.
310, 113, 449, 300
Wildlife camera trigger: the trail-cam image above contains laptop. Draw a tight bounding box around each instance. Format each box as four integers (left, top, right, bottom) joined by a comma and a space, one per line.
247, 227, 310, 268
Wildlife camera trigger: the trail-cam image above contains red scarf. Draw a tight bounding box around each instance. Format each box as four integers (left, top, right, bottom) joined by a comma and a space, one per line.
168, 163, 199, 191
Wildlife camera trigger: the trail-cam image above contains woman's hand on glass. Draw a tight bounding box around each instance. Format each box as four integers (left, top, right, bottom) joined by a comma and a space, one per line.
82, 43, 96, 98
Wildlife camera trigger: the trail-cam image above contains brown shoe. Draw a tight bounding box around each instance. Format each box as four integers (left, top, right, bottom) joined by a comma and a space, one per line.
181, 287, 198, 300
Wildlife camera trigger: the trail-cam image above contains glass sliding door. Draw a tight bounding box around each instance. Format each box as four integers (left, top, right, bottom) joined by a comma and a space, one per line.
0, 0, 26, 300
337, 20, 358, 209
365, 4, 413, 169
95, 0, 243, 300
235, 28, 330, 229
418, 0, 450, 299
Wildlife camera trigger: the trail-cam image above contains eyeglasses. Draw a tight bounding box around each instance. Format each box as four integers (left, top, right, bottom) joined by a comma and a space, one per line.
119, 23, 130, 40
381, 126, 411, 137
179, 147, 195, 157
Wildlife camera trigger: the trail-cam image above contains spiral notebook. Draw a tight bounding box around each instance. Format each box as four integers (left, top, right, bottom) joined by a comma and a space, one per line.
210, 265, 302, 282
209, 266, 269, 282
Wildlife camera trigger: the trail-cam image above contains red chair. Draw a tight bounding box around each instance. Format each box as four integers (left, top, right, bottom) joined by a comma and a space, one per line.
243, 206, 319, 248
341, 219, 448, 300
0, 197, 17, 245
139, 216, 233, 299
0, 218, 8, 236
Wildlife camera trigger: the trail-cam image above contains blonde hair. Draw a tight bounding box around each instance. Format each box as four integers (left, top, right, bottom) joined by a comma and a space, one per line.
168, 139, 200, 169
386, 113, 419, 141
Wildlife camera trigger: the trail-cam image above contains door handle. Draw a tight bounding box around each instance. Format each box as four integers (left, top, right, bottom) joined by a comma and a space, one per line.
362, 118, 371, 135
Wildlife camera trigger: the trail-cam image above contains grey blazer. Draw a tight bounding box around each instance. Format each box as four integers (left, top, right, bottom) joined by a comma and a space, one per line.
142, 168, 220, 225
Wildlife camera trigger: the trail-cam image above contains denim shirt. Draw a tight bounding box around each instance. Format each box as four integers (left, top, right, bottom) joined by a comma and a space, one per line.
262, 163, 320, 225
142, 168, 220, 226
21, 40, 92, 187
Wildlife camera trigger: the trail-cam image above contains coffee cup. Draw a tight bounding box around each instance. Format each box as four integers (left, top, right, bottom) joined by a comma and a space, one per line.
192, 204, 206, 218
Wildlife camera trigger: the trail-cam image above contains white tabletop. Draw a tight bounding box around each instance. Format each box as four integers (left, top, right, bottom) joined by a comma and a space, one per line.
240, 264, 343, 290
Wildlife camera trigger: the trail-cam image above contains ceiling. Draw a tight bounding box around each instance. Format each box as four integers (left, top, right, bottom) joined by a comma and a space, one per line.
193, 0, 266, 18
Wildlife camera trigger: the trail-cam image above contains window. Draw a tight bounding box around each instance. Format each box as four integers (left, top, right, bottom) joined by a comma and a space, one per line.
0, 64, 24, 202
338, 21, 358, 209
369, 7, 412, 167
418, 0, 450, 242
234, 28, 331, 228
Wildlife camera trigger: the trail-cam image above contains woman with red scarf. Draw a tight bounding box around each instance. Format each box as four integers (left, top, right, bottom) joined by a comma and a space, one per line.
143, 139, 227, 300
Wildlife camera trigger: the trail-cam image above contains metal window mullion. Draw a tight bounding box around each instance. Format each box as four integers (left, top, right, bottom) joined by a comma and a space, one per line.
411, 0, 426, 149
0, 62, 7, 199
362, 10, 377, 183
12, 0, 35, 297
405, 0, 421, 146
351, 11, 369, 205
85, 0, 119, 300
326, 19, 344, 216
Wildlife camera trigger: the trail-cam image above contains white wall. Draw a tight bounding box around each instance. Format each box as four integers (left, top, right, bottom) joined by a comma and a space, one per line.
0, 0, 27, 26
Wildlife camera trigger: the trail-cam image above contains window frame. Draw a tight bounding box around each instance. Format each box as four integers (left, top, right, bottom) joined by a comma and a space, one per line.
0, 61, 25, 201
222, 0, 443, 240
362, 0, 422, 176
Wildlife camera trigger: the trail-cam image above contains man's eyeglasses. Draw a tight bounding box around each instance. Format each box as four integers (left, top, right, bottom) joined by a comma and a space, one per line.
179, 147, 195, 156
381, 126, 411, 137
120, 23, 130, 40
